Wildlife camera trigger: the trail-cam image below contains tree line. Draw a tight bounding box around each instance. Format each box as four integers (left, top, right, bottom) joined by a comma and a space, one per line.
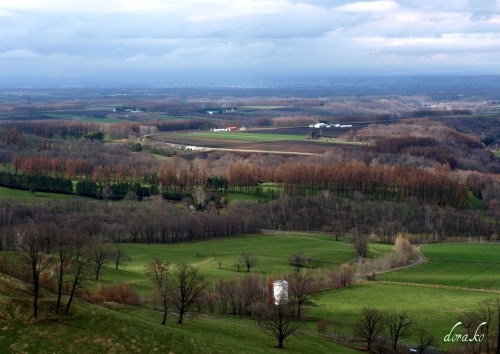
4, 155, 470, 208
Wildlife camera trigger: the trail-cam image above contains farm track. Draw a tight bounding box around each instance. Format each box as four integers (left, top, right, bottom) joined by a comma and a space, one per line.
375, 246, 427, 275
354, 246, 427, 282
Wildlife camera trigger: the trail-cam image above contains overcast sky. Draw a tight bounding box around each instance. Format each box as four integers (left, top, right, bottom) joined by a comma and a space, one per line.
1, 0, 500, 86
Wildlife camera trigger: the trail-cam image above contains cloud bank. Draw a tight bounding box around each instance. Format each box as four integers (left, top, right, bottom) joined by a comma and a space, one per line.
1, 0, 499, 85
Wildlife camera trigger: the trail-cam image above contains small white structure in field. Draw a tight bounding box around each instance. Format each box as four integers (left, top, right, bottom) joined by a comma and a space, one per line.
273, 280, 289, 305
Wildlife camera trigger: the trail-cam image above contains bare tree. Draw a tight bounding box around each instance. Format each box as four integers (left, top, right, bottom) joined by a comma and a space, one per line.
286, 269, 315, 320
65, 233, 92, 314
240, 252, 259, 272
15, 223, 54, 319
350, 227, 368, 259
387, 311, 413, 351
477, 299, 495, 353
0, 205, 14, 251
415, 329, 435, 354
91, 235, 113, 281
111, 246, 131, 270
354, 307, 385, 352
460, 310, 486, 354
261, 302, 301, 349
53, 226, 72, 314
146, 258, 170, 325
234, 258, 243, 272
170, 263, 205, 324
494, 298, 500, 354
290, 251, 311, 268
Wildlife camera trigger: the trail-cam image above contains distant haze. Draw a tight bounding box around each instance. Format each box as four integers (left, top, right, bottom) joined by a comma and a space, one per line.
1, 0, 500, 86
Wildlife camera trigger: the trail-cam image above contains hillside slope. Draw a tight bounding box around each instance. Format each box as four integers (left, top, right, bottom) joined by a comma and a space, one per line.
0, 273, 360, 354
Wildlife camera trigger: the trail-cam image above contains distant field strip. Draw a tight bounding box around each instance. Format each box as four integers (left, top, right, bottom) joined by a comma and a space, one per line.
239, 106, 292, 110
379, 243, 500, 289
0, 186, 75, 201
175, 131, 307, 142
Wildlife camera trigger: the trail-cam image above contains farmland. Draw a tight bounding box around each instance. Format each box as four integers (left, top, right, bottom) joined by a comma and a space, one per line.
311, 282, 500, 351
149, 130, 363, 155
379, 243, 500, 289
1, 84, 499, 354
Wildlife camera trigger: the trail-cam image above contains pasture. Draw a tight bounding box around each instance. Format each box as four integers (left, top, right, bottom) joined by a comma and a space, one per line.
101, 234, 393, 294
310, 282, 500, 351
378, 243, 500, 290
0, 186, 75, 201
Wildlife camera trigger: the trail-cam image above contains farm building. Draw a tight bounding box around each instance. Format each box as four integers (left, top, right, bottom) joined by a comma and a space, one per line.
211, 127, 239, 132
309, 123, 333, 129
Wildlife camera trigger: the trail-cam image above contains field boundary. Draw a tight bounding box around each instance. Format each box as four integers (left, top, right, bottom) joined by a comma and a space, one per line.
377, 280, 500, 294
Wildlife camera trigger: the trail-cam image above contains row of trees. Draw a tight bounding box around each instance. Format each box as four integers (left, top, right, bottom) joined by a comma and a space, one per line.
9, 222, 125, 318
0, 191, 496, 257
0, 171, 73, 194
5, 155, 470, 208
146, 260, 338, 349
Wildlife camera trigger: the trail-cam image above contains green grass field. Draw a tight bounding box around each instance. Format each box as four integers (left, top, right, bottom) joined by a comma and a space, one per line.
379, 243, 500, 289
46, 113, 124, 124
145, 114, 202, 121
239, 106, 292, 110
468, 190, 486, 209
310, 282, 500, 351
227, 192, 272, 202
100, 234, 393, 295
177, 131, 307, 142
0, 186, 75, 201
5, 236, 500, 353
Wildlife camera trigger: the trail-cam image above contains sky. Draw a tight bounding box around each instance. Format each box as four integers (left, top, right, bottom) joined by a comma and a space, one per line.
1, 0, 500, 86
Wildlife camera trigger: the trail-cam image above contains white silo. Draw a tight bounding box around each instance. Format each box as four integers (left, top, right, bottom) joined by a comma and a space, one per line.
273, 280, 289, 305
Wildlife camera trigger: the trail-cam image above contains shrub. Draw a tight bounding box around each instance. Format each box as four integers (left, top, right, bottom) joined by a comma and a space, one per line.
90, 283, 140, 306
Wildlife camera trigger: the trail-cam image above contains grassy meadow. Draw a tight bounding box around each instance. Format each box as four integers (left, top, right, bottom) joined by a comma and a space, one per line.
3, 233, 500, 353
0, 186, 76, 201
0, 272, 360, 354
101, 233, 393, 295
176, 131, 307, 142
310, 282, 500, 351
379, 243, 500, 289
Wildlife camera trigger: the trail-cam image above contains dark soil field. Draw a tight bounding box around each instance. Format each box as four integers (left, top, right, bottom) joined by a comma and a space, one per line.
150, 133, 361, 155
250, 124, 369, 138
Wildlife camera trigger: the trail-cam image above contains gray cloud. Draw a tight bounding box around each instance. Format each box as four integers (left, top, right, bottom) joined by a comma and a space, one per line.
1, 0, 500, 85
